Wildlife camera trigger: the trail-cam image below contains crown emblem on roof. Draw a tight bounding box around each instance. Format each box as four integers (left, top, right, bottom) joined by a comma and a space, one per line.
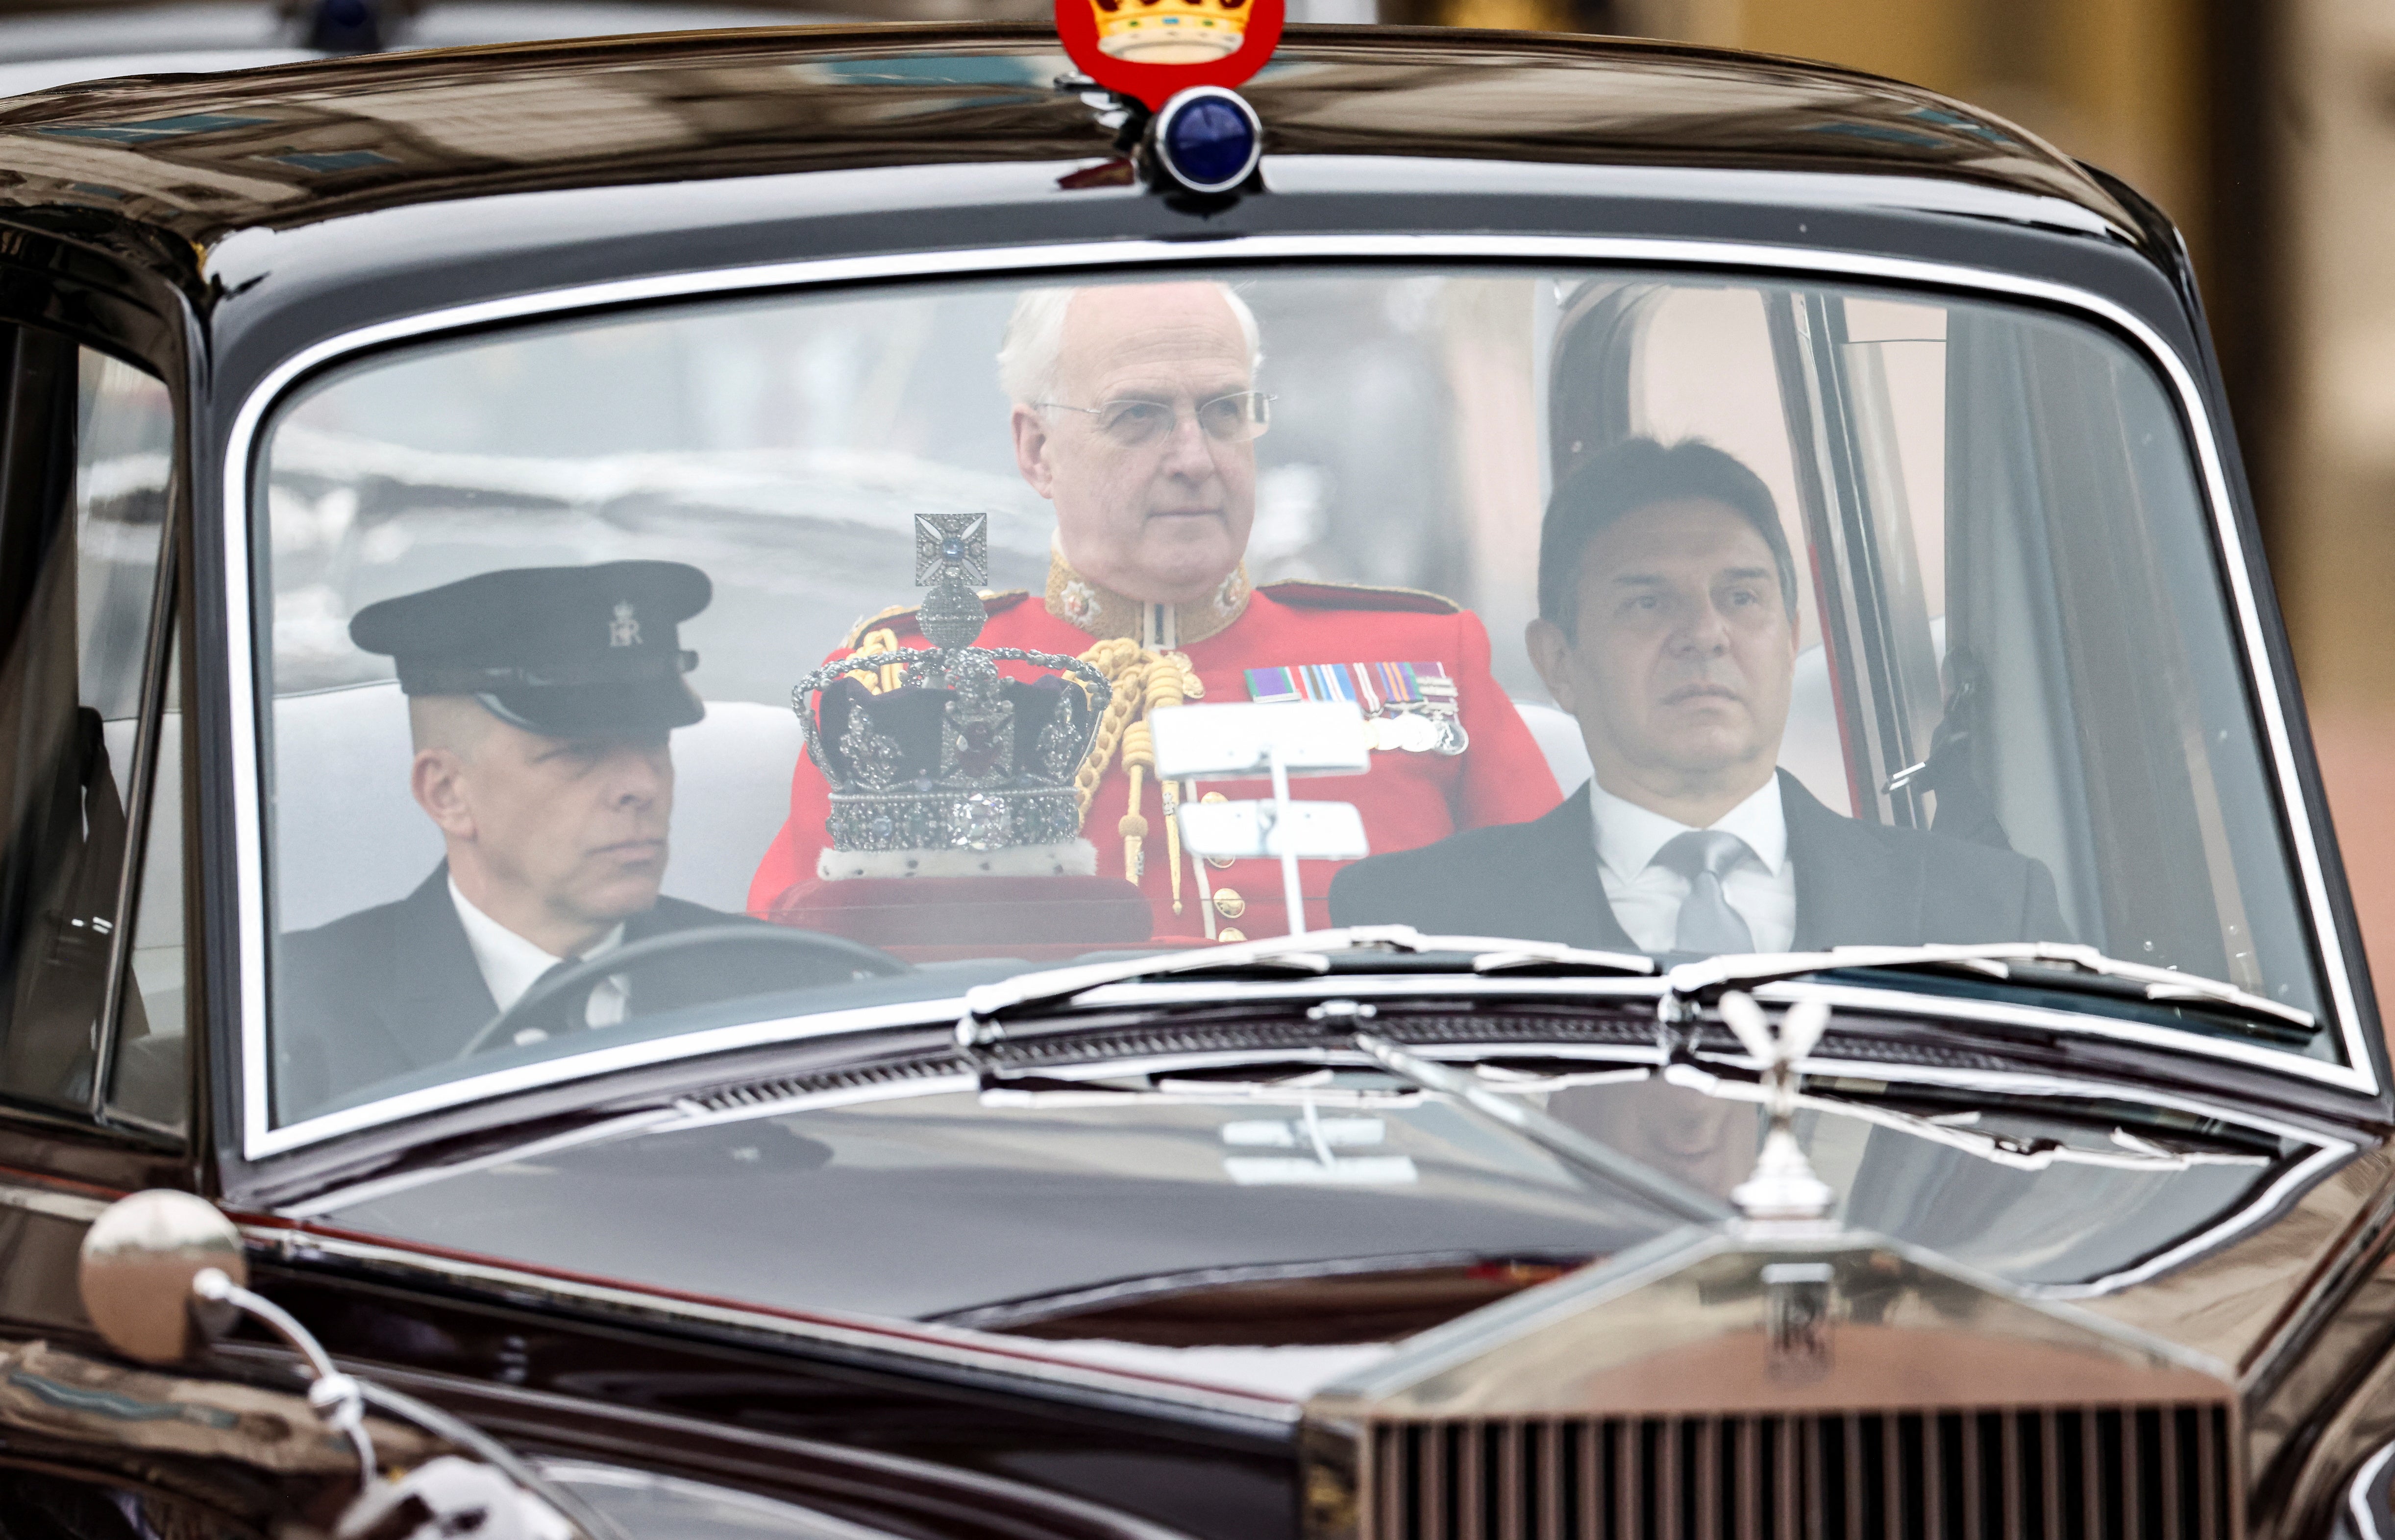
1090, 0, 1251, 62
794, 513, 1108, 864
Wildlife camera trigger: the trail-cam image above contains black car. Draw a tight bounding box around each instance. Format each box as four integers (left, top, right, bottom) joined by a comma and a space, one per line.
0, 19, 2387, 1540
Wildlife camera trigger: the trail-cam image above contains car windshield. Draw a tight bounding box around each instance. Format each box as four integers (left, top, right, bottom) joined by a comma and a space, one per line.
254, 264, 2333, 1130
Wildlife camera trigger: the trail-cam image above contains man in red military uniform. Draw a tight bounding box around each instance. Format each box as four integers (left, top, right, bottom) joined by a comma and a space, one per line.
748, 280, 1559, 940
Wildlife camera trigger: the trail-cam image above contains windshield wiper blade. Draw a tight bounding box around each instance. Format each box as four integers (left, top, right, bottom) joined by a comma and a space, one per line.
957, 926, 1654, 1042
1457, 940, 1658, 978
1659, 942, 2317, 1036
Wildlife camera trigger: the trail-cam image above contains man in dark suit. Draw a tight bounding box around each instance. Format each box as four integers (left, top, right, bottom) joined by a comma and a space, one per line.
1331, 438, 2066, 954
275, 561, 753, 1117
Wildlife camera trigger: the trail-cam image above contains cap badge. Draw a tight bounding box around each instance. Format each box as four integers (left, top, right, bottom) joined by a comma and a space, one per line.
609, 601, 642, 649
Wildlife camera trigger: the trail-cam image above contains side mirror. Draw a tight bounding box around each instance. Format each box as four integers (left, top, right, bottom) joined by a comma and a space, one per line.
77, 1189, 246, 1364
74, 1191, 593, 1540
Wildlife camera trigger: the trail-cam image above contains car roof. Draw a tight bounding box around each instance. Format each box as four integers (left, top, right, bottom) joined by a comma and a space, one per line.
0, 20, 2203, 414
0, 22, 2146, 248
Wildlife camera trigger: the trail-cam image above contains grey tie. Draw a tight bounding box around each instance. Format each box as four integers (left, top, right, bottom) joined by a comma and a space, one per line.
1654, 829, 1756, 954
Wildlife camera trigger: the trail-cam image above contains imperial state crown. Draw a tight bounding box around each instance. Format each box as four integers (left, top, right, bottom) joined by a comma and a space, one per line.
794, 513, 1110, 878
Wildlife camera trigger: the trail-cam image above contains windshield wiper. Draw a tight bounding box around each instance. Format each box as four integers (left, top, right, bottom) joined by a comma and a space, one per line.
1354, 1031, 1728, 1225
956, 925, 1653, 1043
1658, 942, 2317, 1038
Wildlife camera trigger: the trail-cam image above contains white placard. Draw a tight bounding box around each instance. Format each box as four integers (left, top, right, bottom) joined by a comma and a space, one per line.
1148, 701, 1371, 781
1223, 1156, 1419, 1186
1177, 799, 1370, 861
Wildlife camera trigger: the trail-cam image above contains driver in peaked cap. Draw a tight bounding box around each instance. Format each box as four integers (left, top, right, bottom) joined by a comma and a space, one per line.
275, 561, 750, 1110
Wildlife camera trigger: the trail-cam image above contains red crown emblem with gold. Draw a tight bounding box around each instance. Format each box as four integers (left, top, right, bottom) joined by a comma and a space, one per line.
1057, 0, 1285, 110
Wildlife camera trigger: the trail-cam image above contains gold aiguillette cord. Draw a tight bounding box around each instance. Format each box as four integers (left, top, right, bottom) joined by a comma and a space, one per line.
1069, 638, 1205, 908
1146, 662, 1190, 912
1119, 722, 1152, 882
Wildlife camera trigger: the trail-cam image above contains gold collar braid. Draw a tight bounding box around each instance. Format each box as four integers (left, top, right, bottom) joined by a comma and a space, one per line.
1044, 553, 1251, 648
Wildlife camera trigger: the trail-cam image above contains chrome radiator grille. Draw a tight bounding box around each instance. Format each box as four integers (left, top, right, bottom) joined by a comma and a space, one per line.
1362, 1405, 2236, 1540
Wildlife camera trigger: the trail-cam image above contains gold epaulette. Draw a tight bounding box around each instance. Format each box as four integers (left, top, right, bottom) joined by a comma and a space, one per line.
838, 589, 1033, 651
1258, 579, 1460, 615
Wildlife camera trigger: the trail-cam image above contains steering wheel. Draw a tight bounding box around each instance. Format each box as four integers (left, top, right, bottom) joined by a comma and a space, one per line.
456, 924, 907, 1060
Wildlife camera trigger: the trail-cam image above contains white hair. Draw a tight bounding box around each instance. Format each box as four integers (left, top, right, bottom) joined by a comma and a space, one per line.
996, 282, 1262, 407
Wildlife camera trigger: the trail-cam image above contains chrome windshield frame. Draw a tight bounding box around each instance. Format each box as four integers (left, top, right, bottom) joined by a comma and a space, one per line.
222, 231, 2376, 1163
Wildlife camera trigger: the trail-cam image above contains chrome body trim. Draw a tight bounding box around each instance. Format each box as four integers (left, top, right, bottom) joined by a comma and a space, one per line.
249, 1226, 1302, 1430
273, 1108, 682, 1218
0, 1176, 111, 1224
223, 232, 2373, 1163
2347, 1440, 2394, 1540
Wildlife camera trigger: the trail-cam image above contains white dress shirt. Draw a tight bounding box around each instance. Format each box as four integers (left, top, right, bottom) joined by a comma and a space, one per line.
449, 878, 628, 1030
1588, 777, 1797, 954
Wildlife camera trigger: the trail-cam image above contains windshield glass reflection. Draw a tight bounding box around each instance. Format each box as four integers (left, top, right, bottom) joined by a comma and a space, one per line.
258, 268, 2329, 1127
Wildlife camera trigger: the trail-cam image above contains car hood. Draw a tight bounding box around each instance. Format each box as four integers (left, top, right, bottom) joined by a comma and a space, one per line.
287, 1027, 2384, 1401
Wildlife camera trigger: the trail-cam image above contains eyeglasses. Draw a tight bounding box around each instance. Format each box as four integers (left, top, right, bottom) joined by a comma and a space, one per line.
1037, 390, 1274, 447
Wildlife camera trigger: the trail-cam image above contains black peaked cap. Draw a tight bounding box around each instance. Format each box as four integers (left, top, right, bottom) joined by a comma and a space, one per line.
349, 561, 711, 738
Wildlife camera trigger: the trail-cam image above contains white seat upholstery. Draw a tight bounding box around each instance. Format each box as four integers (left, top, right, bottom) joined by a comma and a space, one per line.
1782, 643, 1855, 813
269, 683, 806, 932
1515, 700, 1592, 796
665, 701, 810, 912
264, 675, 1861, 935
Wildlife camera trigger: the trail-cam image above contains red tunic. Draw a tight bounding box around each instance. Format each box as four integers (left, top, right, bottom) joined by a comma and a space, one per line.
748, 583, 1563, 939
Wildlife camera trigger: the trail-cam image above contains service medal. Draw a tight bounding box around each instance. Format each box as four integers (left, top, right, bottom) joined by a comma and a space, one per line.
1246, 660, 1463, 755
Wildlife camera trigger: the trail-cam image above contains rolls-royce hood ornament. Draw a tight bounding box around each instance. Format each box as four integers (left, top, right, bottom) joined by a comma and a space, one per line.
1720, 992, 1837, 1227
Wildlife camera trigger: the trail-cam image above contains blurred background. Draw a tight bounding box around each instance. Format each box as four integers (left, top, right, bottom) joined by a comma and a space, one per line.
6, 0, 2391, 980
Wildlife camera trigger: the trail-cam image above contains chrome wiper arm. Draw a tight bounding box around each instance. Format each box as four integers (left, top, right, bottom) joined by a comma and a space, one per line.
1659, 942, 2316, 1034
1353, 1031, 1728, 1226
957, 926, 1655, 1043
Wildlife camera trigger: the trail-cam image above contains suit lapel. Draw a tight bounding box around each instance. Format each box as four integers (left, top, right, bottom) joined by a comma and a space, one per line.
1780, 771, 1918, 949
1505, 787, 1639, 953
379, 863, 501, 1063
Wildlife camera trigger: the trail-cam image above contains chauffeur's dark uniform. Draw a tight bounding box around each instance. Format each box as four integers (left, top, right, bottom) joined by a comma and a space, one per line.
1329, 770, 2070, 952
277, 868, 736, 1115
273, 561, 748, 1121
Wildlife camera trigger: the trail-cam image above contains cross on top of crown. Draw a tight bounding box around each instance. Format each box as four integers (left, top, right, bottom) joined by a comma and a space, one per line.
915, 512, 989, 590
